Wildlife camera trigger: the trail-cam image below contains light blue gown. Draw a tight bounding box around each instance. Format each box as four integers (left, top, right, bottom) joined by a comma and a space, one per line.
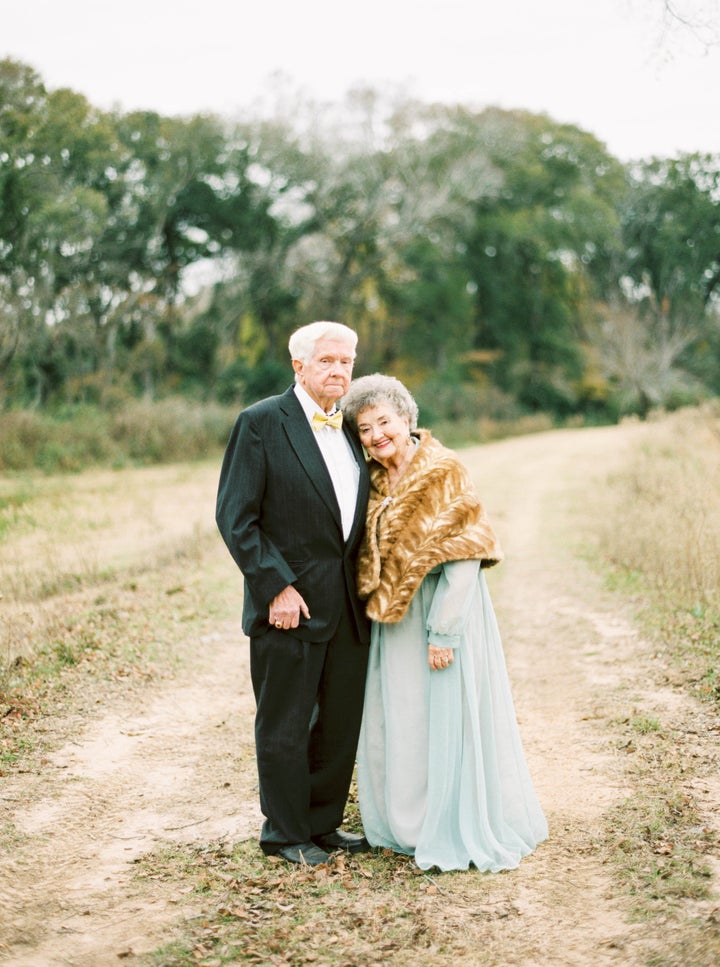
357, 559, 548, 872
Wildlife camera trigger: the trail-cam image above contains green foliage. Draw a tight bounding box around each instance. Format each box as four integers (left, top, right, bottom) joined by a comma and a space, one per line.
460, 111, 625, 413
623, 154, 720, 311
629, 714, 661, 734
586, 155, 720, 416
1, 59, 719, 424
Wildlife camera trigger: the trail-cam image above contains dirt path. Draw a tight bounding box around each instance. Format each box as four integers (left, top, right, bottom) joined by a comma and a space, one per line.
468, 425, 650, 964
1, 422, 718, 965
1, 624, 262, 964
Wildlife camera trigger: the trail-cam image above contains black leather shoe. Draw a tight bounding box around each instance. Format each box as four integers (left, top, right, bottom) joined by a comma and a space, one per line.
267, 841, 330, 866
312, 829, 371, 854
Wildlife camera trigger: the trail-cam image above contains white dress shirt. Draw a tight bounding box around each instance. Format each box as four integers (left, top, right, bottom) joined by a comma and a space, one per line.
294, 383, 360, 540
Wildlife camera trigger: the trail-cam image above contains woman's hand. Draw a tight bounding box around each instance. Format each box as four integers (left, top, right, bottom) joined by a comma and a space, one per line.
428, 645, 454, 671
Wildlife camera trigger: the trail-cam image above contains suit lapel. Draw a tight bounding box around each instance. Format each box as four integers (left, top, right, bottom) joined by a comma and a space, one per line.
279, 388, 343, 527
344, 425, 369, 547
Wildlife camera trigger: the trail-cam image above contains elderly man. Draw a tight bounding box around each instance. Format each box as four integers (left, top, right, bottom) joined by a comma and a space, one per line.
216, 321, 370, 866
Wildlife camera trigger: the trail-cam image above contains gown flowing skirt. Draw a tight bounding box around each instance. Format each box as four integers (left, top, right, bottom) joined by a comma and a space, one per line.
357, 563, 548, 872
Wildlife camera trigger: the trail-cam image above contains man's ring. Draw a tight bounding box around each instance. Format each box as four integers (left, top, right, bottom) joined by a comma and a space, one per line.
275, 621, 282, 628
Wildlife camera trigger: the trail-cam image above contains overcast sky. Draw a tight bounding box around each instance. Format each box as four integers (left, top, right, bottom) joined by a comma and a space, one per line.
2, 0, 719, 161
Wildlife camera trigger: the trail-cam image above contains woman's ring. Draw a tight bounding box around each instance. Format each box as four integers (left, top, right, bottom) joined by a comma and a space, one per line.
275, 621, 282, 628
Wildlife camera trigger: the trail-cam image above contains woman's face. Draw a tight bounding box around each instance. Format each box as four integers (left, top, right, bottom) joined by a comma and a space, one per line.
356, 402, 410, 467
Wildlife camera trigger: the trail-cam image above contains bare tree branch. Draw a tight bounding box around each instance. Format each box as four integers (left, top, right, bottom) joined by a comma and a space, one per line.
660, 0, 720, 46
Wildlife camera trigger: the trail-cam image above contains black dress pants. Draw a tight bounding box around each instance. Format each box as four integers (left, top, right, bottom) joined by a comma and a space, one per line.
249, 601, 369, 849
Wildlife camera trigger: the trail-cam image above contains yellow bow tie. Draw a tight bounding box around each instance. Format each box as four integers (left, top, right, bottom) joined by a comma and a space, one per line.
312, 410, 343, 431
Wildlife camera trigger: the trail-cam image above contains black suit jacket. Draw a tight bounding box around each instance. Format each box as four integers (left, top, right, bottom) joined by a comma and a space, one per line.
216, 386, 370, 644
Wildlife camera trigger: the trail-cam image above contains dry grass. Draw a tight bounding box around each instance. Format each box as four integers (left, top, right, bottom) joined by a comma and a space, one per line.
593, 402, 720, 704
587, 403, 720, 958
0, 460, 239, 773
0, 398, 236, 472
3, 411, 720, 965
0, 461, 223, 668
137, 833, 543, 967
597, 403, 720, 612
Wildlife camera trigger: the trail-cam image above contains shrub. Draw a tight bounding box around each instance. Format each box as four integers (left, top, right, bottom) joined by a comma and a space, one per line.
0, 399, 238, 473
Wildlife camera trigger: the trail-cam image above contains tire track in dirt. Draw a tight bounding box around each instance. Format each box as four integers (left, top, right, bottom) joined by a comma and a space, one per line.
1, 626, 261, 965
455, 426, 643, 964
461, 424, 719, 965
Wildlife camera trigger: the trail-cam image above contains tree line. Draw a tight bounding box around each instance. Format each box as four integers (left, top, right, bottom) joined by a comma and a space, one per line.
1, 58, 719, 426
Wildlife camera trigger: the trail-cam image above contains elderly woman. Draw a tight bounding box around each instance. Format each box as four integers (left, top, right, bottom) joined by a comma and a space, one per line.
341, 373, 548, 872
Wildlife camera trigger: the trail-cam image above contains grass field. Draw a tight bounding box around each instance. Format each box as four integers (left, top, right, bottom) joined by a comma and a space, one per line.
594, 403, 720, 705
1, 404, 719, 965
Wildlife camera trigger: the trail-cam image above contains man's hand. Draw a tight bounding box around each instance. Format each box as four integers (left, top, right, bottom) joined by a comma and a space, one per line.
269, 585, 311, 630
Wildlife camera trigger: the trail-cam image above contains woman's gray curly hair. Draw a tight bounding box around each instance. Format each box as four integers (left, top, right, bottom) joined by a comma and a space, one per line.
341, 373, 419, 431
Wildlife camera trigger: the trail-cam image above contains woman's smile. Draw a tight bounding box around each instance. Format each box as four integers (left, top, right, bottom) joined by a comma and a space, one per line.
357, 405, 408, 466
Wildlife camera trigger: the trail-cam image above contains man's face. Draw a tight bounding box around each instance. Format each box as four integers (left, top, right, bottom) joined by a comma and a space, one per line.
293, 337, 355, 410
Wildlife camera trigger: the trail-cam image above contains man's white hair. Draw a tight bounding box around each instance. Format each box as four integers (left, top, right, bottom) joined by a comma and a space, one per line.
288, 321, 358, 366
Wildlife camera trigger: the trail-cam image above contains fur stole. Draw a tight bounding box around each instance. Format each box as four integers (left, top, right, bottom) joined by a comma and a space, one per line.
356, 429, 502, 623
